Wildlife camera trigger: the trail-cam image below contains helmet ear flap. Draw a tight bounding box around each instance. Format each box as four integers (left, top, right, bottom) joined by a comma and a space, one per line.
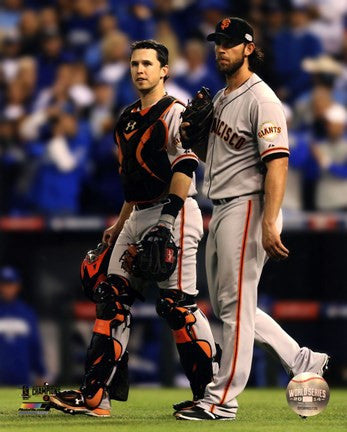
80, 243, 112, 301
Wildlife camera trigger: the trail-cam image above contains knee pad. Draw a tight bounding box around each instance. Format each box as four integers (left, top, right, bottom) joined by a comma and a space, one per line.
156, 289, 197, 333
94, 274, 135, 336
156, 289, 215, 400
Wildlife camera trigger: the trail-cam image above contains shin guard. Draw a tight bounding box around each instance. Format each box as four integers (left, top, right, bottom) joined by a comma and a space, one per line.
80, 275, 134, 407
156, 289, 217, 400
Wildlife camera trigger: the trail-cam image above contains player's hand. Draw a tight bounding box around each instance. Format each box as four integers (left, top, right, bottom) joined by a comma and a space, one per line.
102, 224, 121, 246
179, 121, 191, 142
262, 221, 289, 260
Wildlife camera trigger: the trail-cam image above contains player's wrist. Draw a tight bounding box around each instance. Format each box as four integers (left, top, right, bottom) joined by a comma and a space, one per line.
158, 214, 176, 230
160, 193, 184, 222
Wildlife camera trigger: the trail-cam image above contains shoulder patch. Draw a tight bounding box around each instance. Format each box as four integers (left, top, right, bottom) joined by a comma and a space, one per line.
258, 122, 282, 141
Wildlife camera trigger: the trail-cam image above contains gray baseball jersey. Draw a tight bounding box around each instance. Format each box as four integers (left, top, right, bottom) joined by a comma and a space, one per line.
196, 74, 327, 418
203, 73, 289, 199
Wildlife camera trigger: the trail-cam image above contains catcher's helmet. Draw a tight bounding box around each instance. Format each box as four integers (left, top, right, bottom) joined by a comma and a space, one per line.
80, 242, 112, 301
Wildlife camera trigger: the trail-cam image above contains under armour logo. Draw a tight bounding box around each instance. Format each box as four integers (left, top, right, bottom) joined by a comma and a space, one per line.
125, 121, 137, 132
75, 398, 81, 405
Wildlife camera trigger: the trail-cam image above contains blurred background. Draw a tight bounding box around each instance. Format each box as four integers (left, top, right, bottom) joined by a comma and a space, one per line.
0, 0, 346, 390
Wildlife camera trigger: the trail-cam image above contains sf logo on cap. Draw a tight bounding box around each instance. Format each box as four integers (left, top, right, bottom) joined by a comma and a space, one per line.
221, 18, 231, 30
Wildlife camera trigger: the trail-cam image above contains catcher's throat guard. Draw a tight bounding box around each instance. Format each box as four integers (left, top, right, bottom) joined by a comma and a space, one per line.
120, 232, 179, 282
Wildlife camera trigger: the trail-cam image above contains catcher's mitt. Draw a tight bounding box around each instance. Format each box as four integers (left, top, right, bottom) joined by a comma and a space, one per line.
180, 86, 214, 149
120, 225, 178, 282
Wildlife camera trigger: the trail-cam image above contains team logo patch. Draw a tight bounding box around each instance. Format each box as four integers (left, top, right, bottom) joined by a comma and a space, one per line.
221, 18, 231, 30
258, 122, 281, 141
125, 120, 137, 132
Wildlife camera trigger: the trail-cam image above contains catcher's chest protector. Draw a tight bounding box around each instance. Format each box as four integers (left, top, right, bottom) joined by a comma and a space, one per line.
115, 96, 177, 202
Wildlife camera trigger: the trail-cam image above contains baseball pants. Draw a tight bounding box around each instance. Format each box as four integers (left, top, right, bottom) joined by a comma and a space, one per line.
198, 194, 326, 417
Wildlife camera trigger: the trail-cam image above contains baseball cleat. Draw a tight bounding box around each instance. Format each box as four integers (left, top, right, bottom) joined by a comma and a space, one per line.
299, 354, 330, 420
175, 406, 235, 421
317, 354, 330, 377
49, 390, 111, 417
172, 400, 195, 415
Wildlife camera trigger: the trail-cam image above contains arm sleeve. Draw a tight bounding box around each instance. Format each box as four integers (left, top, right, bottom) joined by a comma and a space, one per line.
255, 101, 290, 161
163, 102, 199, 174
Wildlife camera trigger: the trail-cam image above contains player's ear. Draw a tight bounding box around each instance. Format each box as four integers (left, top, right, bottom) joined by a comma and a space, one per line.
160, 65, 169, 80
245, 42, 255, 56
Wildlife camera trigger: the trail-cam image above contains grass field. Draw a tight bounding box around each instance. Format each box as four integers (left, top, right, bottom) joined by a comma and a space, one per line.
0, 387, 346, 432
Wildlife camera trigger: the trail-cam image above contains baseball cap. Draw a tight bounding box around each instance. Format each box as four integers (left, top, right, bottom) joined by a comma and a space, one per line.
207, 17, 254, 45
0, 266, 21, 283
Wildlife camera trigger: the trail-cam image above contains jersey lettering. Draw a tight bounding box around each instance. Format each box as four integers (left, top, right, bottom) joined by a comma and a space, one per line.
257, 122, 282, 140
211, 117, 246, 150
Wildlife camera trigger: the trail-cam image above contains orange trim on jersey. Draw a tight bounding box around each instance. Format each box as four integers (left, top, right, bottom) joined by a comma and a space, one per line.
177, 204, 185, 290
160, 100, 177, 119
135, 122, 166, 181
159, 117, 169, 150
115, 131, 123, 172
93, 319, 111, 336
123, 129, 137, 141
171, 153, 199, 167
131, 106, 151, 116
219, 200, 252, 406
260, 147, 289, 158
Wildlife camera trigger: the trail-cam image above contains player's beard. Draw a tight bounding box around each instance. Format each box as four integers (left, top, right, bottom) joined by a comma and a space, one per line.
217, 52, 246, 77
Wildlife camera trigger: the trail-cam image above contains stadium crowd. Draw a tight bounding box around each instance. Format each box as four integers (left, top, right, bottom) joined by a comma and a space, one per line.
0, 0, 346, 216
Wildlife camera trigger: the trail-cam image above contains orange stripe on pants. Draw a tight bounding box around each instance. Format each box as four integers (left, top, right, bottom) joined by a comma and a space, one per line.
177, 204, 185, 290
219, 200, 252, 406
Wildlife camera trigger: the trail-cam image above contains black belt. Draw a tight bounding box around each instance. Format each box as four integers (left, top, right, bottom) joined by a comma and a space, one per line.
212, 191, 262, 206
134, 201, 164, 211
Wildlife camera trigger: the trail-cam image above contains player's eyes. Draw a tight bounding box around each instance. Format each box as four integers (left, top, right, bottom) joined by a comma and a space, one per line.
215, 39, 236, 48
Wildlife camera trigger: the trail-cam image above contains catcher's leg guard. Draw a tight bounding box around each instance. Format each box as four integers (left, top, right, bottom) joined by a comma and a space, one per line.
80, 275, 134, 408
156, 289, 217, 400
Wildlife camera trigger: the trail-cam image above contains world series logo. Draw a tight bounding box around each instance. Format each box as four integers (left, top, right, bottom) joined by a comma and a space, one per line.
286, 372, 330, 417
18, 382, 60, 415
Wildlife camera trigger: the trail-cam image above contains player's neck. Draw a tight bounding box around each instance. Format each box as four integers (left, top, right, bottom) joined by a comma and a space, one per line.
225, 68, 253, 94
139, 85, 167, 109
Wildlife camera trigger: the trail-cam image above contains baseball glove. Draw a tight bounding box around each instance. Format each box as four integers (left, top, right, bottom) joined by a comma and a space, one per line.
120, 225, 179, 282
180, 86, 214, 149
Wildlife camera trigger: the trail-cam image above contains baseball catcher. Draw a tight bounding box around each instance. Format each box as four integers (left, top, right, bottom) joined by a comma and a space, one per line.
49, 243, 138, 417
49, 40, 219, 419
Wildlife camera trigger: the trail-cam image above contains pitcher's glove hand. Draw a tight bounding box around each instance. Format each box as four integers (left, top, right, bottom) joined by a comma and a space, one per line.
120, 225, 178, 282
180, 86, 214, 149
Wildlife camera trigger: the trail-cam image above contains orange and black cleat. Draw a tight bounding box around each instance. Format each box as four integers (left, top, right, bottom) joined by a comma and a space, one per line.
49, 390, 111, 417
